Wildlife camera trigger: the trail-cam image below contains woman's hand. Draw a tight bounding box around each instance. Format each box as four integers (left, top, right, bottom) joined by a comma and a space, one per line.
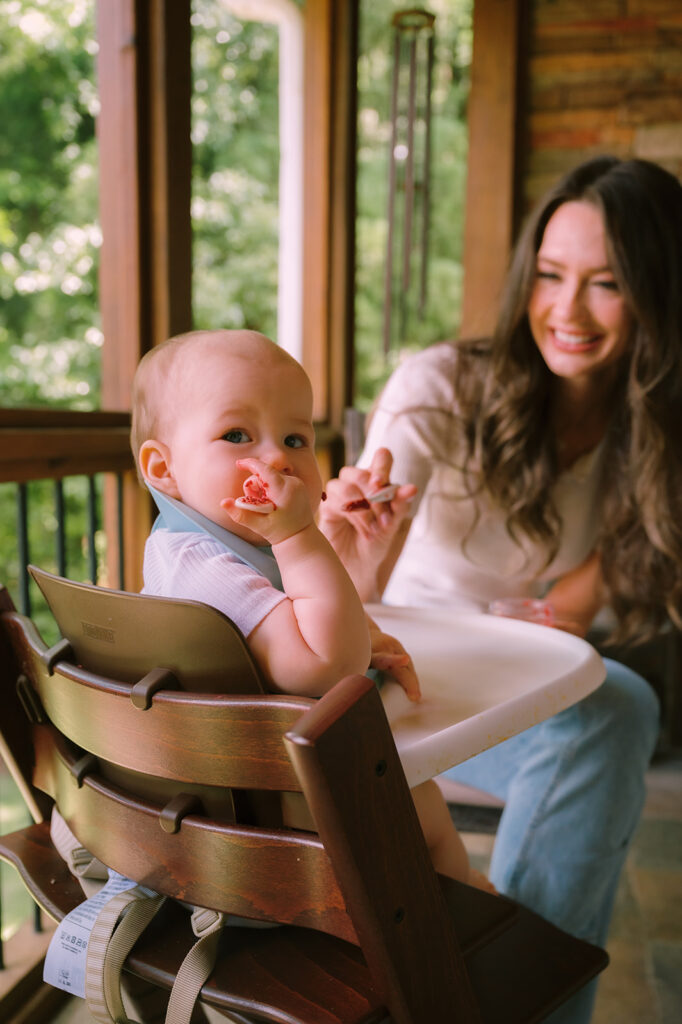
543, 551, 606, 638
367, 615, 421, 702
318, 448, 417, 601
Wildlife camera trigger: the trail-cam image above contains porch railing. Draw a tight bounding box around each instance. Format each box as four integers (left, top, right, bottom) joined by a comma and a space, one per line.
0, 407, 135, 976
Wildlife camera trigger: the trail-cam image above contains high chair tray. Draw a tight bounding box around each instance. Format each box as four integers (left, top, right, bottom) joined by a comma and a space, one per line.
365, 605, 606, 787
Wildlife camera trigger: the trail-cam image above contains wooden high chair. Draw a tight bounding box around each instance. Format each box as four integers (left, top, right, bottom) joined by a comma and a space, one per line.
0, 567, 608, 1024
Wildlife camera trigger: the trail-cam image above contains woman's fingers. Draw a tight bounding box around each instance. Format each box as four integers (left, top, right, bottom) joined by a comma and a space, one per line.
368, 447, 394, 491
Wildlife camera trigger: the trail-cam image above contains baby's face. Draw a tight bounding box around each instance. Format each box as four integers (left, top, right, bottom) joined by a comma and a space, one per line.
160, 343, 323, 543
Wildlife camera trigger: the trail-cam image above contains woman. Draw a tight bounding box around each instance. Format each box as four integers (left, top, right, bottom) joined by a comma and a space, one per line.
320, 156, 682, 1024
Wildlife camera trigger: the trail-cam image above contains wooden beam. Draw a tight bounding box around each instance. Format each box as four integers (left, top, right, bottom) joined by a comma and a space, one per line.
97, 0, 143, 411
96, 0, 192, 590
302, 0, 358, 435
146, 0, 193, 349
327, 0, 359, 431
302, 0, 333, 422
460, 0, 525, 339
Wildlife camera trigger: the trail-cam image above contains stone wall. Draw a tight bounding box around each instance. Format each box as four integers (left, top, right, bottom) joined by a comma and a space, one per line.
520, 0, 682, 210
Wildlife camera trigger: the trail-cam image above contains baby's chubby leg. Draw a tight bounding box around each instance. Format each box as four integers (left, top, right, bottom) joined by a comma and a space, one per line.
411, 780, 496, 893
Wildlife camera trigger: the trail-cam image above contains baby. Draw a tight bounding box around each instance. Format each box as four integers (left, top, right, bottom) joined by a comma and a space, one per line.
131, 328, 492, 890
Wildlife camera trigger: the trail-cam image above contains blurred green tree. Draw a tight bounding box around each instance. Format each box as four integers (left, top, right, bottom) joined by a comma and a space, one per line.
0, 0, 101, 410
191, 0, 280, 339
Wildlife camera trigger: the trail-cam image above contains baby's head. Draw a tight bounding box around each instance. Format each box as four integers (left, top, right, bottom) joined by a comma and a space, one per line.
131, 329, 323, 535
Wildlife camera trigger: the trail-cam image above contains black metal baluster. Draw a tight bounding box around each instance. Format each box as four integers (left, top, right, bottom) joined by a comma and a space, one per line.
117, 474, 125, 589
54, 478, 66, 576
87, 476, 98, 584
16, 483, 30, 615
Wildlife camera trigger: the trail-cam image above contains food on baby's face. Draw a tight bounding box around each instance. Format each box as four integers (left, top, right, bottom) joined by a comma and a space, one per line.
234, 474, 276, 514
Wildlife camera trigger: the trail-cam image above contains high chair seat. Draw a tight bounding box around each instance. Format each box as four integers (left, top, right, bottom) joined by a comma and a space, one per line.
0, 568, 608, 1024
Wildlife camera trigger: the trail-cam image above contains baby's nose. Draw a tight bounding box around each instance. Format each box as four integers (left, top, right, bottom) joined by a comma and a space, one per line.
262, 447, 293, 473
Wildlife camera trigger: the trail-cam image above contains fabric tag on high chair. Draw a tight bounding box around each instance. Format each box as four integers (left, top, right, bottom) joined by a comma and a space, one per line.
43, 870, 143, 998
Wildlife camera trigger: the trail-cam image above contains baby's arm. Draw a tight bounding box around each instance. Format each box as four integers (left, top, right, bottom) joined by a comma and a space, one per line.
222, 459, 371, 696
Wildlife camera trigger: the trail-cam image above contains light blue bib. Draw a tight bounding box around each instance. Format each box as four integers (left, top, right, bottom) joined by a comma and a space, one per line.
147, 486, 283, 592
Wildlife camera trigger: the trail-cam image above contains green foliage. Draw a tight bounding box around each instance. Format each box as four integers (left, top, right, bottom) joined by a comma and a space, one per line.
0, 0, 471, 411
0, 0, 101, 410
191, 0, 280, 340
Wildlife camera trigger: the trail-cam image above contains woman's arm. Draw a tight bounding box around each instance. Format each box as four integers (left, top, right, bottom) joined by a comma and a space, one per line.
544, 550, 606, 637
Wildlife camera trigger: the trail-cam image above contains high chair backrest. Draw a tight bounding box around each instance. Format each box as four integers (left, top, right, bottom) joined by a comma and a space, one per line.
29, 565, 265, 692
0, 574, 609, 1024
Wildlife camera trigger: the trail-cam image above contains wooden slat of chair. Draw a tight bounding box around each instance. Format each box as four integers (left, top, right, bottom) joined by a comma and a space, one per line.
0, 826, 384, 1024
4, 608, 309, 790
287, 674, 609, 1024
0, 578, 608, 1024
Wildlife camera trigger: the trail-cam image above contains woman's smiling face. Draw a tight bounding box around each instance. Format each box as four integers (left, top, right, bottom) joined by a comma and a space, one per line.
527, 200, 633, 392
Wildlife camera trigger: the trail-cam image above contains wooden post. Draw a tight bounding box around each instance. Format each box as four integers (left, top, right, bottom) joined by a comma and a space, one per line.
460, 0, 525, 340
96, 0, 192, 590
303, 0, 358, 434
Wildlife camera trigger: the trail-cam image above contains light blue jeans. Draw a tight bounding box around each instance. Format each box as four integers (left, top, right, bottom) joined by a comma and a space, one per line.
443, 658, 660, 1024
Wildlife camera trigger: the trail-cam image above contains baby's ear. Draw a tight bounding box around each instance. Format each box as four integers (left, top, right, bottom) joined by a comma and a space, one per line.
138, 440, 180, 498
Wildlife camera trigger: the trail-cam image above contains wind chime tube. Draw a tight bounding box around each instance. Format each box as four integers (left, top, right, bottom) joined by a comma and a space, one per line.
399, 30, 419, 344
383, 28, 402, 356
419, 31, 435, 316
402, 31, 418, 296
383, 9, 436, 355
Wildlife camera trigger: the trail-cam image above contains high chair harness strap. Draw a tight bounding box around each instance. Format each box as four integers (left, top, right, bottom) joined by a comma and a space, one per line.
49, 808, 223, 1024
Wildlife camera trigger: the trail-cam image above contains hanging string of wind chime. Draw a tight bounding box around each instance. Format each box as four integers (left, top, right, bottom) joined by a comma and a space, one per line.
383, 8, 435, 355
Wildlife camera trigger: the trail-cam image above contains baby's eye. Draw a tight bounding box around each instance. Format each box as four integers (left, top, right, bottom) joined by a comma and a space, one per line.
222, 429, 251, 444
284, 434, 306, 449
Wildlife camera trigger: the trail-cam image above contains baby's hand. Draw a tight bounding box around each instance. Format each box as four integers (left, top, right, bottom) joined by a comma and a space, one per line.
221, 458, 314, 545
367, 615, 421, 702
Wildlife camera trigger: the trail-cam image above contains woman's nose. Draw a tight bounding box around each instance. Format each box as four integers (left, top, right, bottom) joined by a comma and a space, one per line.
554, 278, 585, 318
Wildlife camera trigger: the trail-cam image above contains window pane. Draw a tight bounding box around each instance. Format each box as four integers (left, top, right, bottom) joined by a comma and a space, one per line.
0, 0, 101, 410
191, 0, 281, 342
355, 0, 472, 409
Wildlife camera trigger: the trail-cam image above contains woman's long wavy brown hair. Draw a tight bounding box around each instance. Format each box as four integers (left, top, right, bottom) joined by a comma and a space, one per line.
454, 156, 682, 644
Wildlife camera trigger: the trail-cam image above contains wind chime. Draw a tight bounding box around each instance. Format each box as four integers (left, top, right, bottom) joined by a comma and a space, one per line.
383, 8, 436, 355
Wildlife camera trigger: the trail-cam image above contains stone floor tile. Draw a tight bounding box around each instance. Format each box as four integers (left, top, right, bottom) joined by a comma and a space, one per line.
592, 937, 659, 1024
630, 866, 682, 943
651, 941, 682, 1024
607, 862, 647, 941
630, 819, 682, 870
643, 755, 682, 823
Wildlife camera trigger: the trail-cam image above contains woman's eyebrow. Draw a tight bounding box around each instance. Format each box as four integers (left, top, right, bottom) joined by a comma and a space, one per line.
536, 255, 613, 274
